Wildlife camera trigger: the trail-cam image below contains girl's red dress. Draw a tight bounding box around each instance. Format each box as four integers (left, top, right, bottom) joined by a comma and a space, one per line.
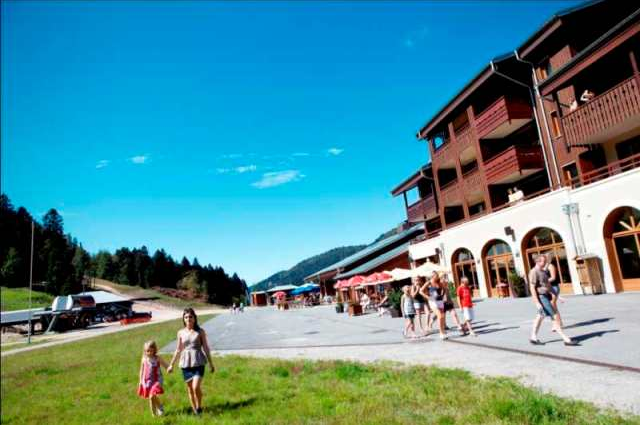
137, 357, 164, 399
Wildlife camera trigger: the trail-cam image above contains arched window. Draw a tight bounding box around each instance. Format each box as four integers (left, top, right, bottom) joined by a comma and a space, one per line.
604, 207, 640, 292
483, 239, 515, 298
523, 227, 572, 293
452, 248, 479, 296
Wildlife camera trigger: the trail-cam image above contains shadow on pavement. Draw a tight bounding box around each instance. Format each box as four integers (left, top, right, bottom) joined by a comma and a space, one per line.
475, 326, 520, 335
564, 317, 614, 330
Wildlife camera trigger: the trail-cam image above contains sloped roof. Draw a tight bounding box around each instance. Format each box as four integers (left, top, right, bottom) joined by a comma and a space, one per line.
416, 52, 514, 139
335, 243, 410, 279
265, 284, 299, 293
304, 224, 423, 281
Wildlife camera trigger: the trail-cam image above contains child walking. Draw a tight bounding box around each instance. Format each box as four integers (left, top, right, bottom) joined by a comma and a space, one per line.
138, 340, 169, 417
456, 277, 477, 337
400, 285, 417, 339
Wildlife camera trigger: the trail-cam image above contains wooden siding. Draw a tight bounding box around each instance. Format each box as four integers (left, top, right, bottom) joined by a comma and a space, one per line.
463, 168, 484, 193
440, 181, 462, 205
406, 196, 437, 223
475, 96, 533, 139
561, 76, 640, 147
484, 146, 544, 184
455, 125, 476, 152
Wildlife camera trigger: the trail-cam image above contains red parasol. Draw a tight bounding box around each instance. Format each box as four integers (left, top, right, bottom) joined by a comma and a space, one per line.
364, 273, 379, 283
347, 275, 366, 287
274, 291, 286, 299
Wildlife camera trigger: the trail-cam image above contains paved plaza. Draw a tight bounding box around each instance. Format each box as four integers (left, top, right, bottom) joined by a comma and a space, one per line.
163, 293, 640, 414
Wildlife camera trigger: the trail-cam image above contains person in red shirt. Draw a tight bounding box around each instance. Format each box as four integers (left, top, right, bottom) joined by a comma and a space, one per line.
456, 277, 477, 337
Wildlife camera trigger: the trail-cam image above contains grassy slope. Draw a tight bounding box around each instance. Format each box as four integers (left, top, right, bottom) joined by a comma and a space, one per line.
1, 287, 55, 312
2, 316, 638, 425
92, 278, 215, 309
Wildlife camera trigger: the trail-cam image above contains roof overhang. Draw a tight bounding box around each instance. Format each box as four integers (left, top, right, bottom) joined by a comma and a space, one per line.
518, 19, 564, 60
417, 65, 493, 140
391, 165, 432, 196
540, 11, 640, 96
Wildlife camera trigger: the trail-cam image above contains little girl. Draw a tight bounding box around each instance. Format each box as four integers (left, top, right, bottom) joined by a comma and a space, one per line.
138, 340, 168, 416
400, 285, 417, 339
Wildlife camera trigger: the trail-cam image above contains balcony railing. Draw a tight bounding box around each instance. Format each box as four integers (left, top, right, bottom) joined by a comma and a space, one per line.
475, 96, 533, 139
484, 145, 544, 184
455, 125, 476, 152
463, 167, 483, 193
561, 76, 640, 147
439, 180, 461, 206
406, 195, 437, 222
564, 152, 640, 188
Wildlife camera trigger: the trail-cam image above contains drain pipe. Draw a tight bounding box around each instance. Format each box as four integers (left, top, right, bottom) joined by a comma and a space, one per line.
514, 51, 562, 188
561, 203, 580, 257
490, 60, 554, 190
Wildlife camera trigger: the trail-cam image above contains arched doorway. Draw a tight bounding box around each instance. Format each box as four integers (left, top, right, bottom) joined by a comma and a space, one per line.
451, 248, 480, 298
604, 206, 640, 292
482, 239, 515, 298
522, 227, 573, 294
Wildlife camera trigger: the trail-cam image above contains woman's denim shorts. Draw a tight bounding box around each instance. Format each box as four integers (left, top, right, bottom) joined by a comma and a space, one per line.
181, 366, 205, 382
537, 294, 556, 318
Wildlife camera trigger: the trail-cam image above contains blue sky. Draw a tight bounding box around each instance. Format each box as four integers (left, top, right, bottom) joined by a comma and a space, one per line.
2, 0, 580, 283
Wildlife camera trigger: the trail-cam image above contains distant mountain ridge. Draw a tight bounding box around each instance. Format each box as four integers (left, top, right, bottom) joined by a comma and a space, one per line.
251, 245, 366, 292
251, 225, 408, 293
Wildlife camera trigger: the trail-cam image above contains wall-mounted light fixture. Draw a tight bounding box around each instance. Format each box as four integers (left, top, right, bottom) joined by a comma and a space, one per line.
504, 226, 516, 242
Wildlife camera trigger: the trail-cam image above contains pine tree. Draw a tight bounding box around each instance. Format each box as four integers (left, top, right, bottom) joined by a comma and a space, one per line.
1, 247, 25, 287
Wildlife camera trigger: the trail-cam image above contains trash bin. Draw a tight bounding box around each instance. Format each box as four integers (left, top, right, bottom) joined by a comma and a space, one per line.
575, 254, 604, 295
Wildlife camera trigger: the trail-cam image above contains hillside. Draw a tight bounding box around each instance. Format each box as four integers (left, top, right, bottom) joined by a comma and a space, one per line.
251, 245, 366, 292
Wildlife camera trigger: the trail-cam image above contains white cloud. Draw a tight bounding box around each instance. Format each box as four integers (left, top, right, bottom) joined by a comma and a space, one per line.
129, 155, 150, 164
292, 152, 310, 157
251, 170, 305, 189
220, 153, 243, 159
327, 148, 344, 156
235, 165, 257, 173
96, 160, 110, 169
404, 26, 429, 49
216, 168, 231, 174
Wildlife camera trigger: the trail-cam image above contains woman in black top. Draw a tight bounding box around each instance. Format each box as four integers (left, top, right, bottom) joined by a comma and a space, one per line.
411, 277, 430, 336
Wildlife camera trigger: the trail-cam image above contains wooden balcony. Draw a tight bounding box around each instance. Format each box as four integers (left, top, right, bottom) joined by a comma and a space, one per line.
463, 167, 484, 194
406, 196, 438, 223
561, 76, 640, 147
455, 125, 476, 153
564, 152, 640, 188
475, 96, 533, 139
431, 139, 456, 165
439, 180, 462, 206
484, 145, 544, 184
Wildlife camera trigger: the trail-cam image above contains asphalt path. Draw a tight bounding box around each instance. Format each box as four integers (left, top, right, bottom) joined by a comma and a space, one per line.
162, 293, 640, 414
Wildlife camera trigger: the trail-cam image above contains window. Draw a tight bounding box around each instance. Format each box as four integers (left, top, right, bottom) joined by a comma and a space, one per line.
550, 110, 562, 138
537, 58, 552, 80
563, 163, 579, 187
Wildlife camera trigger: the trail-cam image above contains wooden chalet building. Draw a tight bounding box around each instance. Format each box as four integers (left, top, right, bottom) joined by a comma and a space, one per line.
304, 224, 424, 297
394, 0, 640, 298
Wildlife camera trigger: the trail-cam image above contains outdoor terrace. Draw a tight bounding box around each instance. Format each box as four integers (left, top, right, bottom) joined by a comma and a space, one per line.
484, 145, 544, 184
475, 96, 533, 139
564, 152, 640, 188
561, 76, 640, 147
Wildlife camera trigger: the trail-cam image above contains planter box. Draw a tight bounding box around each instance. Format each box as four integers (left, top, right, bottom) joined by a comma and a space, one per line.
335, 304, 344, 313
348, 304, 363, 316
389, 308, 401, 318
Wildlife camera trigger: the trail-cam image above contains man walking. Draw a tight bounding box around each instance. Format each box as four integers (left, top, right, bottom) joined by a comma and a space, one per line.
529, 254, 577, 346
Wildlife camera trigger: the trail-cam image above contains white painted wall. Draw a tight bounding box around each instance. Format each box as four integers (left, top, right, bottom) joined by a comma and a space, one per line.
409, 168, 640, 297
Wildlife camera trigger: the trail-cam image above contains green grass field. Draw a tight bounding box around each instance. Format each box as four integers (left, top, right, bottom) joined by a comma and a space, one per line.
1, 287, 55, 312
2, 316, 638, 425
92, 278, 215, 309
